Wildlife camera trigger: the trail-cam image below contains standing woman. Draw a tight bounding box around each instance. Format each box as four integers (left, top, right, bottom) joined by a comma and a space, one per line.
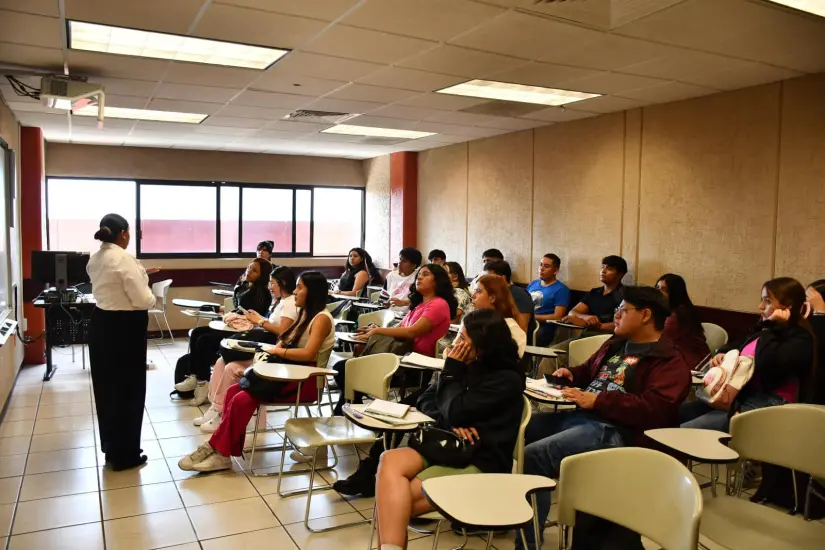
87, 214, 157, 470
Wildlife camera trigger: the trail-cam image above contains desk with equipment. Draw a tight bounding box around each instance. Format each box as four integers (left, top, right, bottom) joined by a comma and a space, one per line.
30, 251, 93, 381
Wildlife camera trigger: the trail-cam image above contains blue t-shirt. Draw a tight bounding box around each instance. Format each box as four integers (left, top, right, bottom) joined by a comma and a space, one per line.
526, 280, 571, 315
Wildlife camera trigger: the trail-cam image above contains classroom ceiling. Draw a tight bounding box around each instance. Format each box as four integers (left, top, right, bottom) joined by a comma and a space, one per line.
0, 0, 823, 159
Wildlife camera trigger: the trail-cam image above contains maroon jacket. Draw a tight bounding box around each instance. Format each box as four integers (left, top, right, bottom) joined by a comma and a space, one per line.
662, 307, 710, 371
571, 336, 691, 444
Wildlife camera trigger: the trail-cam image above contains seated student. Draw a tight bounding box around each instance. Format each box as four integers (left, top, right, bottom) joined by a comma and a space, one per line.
177, 271, 335, 472
332, 264, 457, 416
680, 277, 815, 431
427, 249, 446, 266
374, 310, 525, 550
516, 286, 689, 549
655, 273, 710, 370
470, 248, 504, 291
192, 266, 299, 433
443, 261, 472, 323
385, 247, 422, 316
561, 255, 627, 333
256, 240, 274, 261
805, 280, 825, 404
175, 258, 273, 405
484, 260, 534, 335
526, 253, 570, 347
335, 247, 380, 297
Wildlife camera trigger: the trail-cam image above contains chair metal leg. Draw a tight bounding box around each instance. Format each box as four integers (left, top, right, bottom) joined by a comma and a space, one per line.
711, 463, 718, 497
430, 520, 442, 550
484, 531, 494, 550
790, 470, 800, 515
163, 312, 175, 343
247, 406, 262, 474
520, 529, 529, 550
367, 500, 378, 550
531, 494, 541, 547
302, 445, 367, 533
559, 524, 570, 550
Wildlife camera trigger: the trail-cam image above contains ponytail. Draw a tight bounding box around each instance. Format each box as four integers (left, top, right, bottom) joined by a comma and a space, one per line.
95, 213, 129, 243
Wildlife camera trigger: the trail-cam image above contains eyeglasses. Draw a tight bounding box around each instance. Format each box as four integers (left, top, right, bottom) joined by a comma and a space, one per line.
614, 306, 639, 317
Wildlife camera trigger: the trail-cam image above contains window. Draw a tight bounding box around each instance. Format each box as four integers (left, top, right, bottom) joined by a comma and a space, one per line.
45, 178, 365, 258
46, 178, 137, 254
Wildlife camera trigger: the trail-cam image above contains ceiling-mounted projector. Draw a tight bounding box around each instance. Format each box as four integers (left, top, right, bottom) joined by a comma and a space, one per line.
41, 76, 106, 126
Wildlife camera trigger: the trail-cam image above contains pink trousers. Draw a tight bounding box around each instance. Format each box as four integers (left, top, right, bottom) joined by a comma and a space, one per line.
209, 358, 250, 413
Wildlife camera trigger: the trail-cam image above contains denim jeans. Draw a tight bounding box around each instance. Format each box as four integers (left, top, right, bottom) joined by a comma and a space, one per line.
679, 392, 787, 432
515, 412, 626, 549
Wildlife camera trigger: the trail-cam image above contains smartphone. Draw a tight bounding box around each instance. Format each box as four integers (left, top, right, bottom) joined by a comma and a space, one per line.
544, 373, 572, 387
238, 306, 248, 314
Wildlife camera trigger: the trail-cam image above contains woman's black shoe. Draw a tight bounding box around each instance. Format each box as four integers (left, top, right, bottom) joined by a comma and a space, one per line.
332, 460, 376, 497
111, 454, 148, 471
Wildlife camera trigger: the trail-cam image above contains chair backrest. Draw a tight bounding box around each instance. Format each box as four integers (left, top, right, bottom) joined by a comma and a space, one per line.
730, 404, 825, 479
357, 309, 395, 329
701, 322, 729, 353
557, 448, 702, 550
223, 297, 234, 313
569, 334, 611, 369
151, 279, 173, 306
370, 291, 382, 303
513, 395, 532, 473
344, 353, 401, 401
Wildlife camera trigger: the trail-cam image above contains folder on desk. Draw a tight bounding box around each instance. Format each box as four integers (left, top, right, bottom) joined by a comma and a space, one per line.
526, 378, 564, 398
401, 353, 445, 370
365, 399, 410, 419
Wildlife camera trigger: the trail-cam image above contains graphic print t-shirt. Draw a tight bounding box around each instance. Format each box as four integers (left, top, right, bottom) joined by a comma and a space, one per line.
585, 341, 654, 395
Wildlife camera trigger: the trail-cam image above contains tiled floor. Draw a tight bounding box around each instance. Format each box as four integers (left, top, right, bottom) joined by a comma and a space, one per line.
0, 341, 821, 549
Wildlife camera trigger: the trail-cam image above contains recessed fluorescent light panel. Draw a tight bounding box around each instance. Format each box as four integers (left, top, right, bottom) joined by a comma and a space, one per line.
73, 105, 207, 124
766, 1, 825, 17
436, 79, 600, 106
321, 125, 436, 140
68, 21, 289, 70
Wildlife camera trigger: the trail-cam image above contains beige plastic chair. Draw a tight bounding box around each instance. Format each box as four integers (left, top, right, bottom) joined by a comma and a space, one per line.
568, 333, 611, 369
701, 405, 825, 550
370, 290, 382, 303
279, 353, 400, 533
326, 299, 351, 320
557, 447, 702, 550
701, 322, 729, 354
357, 309, 395, 329
223, 297, 234, 313
148, 279, 174, 344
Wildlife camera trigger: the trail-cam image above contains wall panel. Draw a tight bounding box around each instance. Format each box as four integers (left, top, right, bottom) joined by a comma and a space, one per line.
363, 155, 391, 268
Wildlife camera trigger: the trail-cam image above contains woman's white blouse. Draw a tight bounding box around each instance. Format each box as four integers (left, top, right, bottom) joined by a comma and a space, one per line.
87, 243, 156, 311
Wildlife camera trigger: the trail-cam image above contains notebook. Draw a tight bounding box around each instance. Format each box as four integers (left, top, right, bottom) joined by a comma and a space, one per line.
526, 378, 565, 398
401, 353, 445, 370
365, 399, 410, 419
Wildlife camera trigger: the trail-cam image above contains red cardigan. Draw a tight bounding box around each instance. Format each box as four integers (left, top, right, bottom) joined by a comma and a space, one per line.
662, 307, 711, 371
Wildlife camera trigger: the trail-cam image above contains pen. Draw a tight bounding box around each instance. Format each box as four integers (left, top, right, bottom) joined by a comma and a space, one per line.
343, 405, 363, 419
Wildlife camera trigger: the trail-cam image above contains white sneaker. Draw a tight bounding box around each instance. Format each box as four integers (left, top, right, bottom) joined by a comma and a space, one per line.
191, 382, 209, 406
290, 446, 328, 463
175, 375, 197, 392
178, 442, 215, 471
200, 413, 222, 434
193, 406, 218, 427
192, 452, 232, 472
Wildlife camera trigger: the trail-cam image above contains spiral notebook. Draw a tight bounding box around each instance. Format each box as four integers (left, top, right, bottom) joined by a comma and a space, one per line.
364, 399, 410, 419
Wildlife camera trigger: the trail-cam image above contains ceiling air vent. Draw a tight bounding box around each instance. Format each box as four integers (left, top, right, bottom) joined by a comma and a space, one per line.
283, 110, 358, 125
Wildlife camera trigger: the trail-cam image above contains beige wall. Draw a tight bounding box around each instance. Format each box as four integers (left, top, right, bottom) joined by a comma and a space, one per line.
417, 73, 825, 313
0, 93, 24, 408
363, 155, 391, 268
45, 143, 366, 187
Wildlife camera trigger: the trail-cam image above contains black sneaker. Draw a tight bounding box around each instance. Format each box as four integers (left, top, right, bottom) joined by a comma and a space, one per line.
333, 460, 376, 497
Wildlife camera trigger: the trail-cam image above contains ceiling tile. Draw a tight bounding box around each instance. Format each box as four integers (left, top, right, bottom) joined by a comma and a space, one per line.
341, 0, 505, 42
256, 129, 317, 140
398, 45, 525, 78
265, 51, 384, 82
523, 107, 598, 123
422, 110, 507, 127
621, 49, 745, 82
147, 98, 225, 114
132, 120, 198, 132
344, 115, 421, 129
230, 90, 313, 109
154, 83, 241, 103
194, 4, 327, 50
303, 97, 384, 115
474, 117, 549, 131
564, 95, 646, 113
485, 62, 601, 89
357, 67, 465, 93
0, 43, 63, 69
121, 137, 173, 147
2, 0, 60, 17
211, 105, 294, 120
0, 10, 62, 49
214, 0, 362, 21
616, 81, 718, 103
199, 116, 265, 129
303, 24, 436, 65
70, 134, 126, 145
5, 100, 61, 115
67, 50, 170, 81
539, 34, 671, 71
367, 104, 452, 121
681, 62, 803, 91
449, 11, 600, 61
72, 115, 135, 129
65, 0, 206, 35
561, 72, 670, 95
325, 83, 419, 103
477, 0, 612, 28
394, 92, 491, 111
408, 120, 502, 137
163, 62, 260, 88
193, 125, 256, 136
93, 77, 159, 98
105, 94, 152, 108
252, 73, 348, 96
262, 120, 333, 132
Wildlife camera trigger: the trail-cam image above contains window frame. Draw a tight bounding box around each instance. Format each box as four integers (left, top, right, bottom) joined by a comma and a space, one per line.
44, 177, 366, 260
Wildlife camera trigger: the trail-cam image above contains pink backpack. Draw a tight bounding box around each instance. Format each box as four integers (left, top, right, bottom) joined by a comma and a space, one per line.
700, 349, 754, 411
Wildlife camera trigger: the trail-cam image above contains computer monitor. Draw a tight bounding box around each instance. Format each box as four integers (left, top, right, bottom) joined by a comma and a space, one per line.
31, 251, 91, 291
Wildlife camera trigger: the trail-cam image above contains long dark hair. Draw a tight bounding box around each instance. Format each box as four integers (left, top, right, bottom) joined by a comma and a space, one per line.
281, 271, 328, 346
346, 247, 379, 282
271, 266, 296, 295
764, 277, 809, 328
463, 309, 521, 373
408, 264, 458, 319
445, 261, 469, 291
93, 213, 129, 243
656, 274, 702, 332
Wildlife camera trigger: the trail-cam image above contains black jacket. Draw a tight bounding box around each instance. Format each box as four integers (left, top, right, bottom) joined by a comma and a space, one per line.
417, 356, 525, 474
721, 322, 814, 402
232, 282, 272, 314
809, 316, 825, 404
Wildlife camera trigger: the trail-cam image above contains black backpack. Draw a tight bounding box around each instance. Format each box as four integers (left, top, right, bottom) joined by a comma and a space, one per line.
170, 354, 195, 400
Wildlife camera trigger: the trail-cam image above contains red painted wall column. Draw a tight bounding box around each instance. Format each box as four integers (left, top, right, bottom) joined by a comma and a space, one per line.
21, 127, 45, 365
389, 152, 417, 261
